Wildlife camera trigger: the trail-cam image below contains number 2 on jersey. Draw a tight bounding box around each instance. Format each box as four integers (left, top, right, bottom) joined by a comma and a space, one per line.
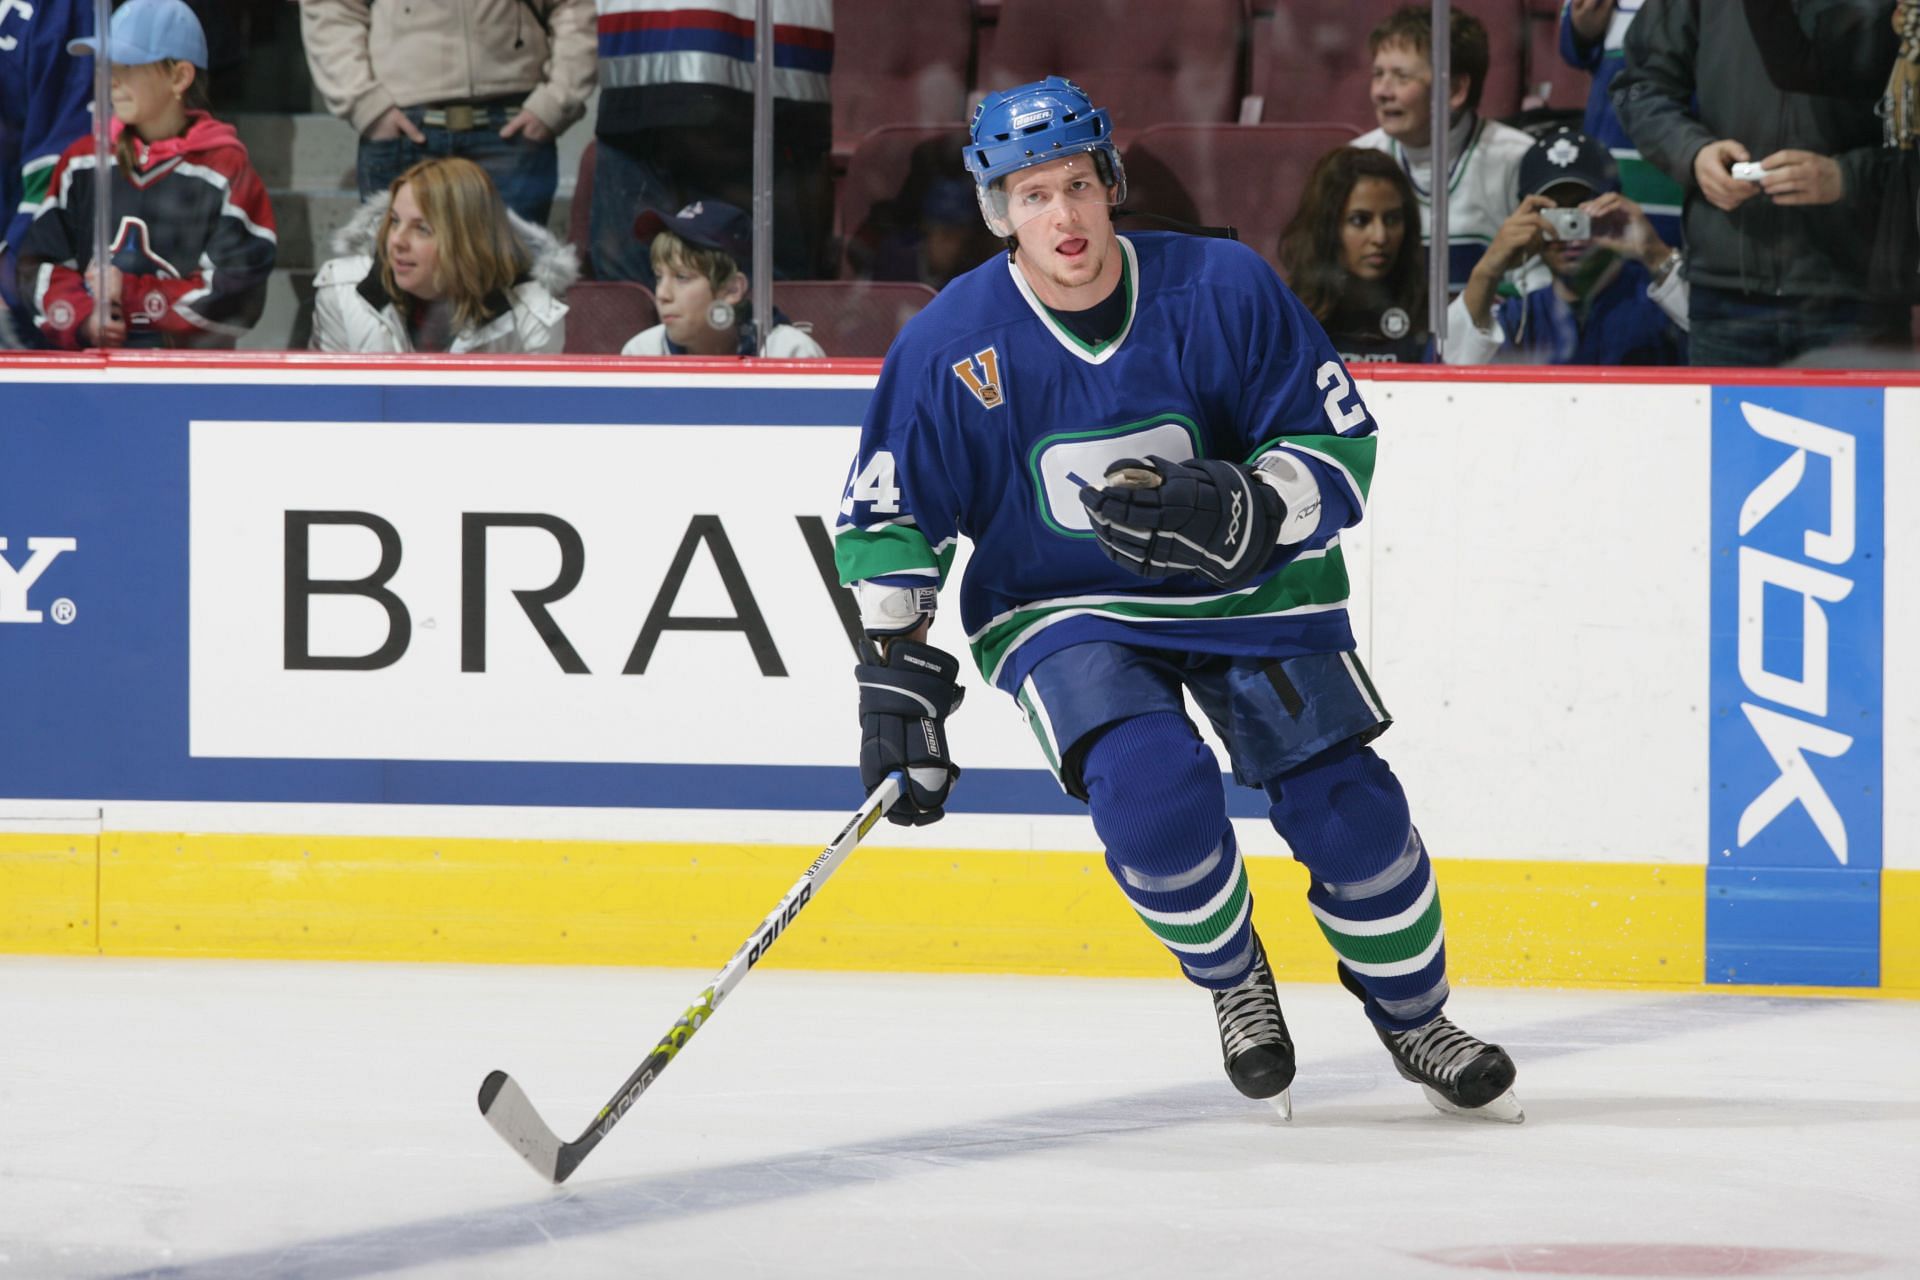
1315, 360, 1368, 431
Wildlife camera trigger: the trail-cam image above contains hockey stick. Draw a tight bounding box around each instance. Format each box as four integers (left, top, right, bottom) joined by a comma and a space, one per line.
477, 774, 905, 1184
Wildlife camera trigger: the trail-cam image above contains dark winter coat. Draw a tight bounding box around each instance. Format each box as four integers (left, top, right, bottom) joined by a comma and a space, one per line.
15, 111, 277, 348
1611, 0, 1892, 300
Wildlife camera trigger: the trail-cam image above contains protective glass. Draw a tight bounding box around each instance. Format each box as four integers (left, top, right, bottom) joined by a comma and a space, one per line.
976, 153, 1123, 238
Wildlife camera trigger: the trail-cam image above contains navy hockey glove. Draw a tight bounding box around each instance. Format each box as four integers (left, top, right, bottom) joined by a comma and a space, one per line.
1079, 454, 1298, 588
855, 640, 966, 826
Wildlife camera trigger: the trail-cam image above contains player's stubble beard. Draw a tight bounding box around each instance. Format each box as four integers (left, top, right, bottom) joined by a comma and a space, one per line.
1016, 217, 1121, 311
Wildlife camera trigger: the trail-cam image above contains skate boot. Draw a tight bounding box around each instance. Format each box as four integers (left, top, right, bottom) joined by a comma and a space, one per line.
1212, 933, 1295, 1118
1338, 962, 1523, 1123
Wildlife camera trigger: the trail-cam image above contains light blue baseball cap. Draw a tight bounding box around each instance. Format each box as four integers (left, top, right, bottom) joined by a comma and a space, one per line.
69, 0, 209, 69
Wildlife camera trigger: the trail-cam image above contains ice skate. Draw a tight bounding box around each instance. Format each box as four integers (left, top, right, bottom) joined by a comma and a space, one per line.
1212, 934, 1295, 1118
1338, 963, 1523, 1123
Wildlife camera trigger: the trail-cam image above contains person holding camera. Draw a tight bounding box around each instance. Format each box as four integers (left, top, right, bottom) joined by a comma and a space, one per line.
1446, 127, 1686, 365
1612, 0, 1908, 365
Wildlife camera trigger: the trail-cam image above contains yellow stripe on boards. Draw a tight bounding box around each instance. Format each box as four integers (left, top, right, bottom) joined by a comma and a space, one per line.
1883, 869, 1920, 995
0, 831, 98, 955
21, 829, 1728, 990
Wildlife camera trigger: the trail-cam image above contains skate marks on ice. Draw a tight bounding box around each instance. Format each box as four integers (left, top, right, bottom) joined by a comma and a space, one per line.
96, 992, 1868, 1280
1414, 1242, 1889, 1276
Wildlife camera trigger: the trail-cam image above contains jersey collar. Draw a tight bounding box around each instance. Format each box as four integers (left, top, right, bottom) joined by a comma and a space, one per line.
1391, 113, 1483, 200
1006, 234, 1139, 365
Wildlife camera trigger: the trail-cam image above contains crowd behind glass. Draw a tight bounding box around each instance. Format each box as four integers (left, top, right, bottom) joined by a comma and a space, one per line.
3, 0, 1915, 366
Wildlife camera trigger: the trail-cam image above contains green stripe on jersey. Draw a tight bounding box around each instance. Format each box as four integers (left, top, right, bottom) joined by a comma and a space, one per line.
1250, 433, 1377, 504
22, 154, 58, 206
1314, 894, 1443, 967
1615, 152, 1685, 213
1136, 863, 1250, 950
970, 542, 1353, 686
834, 525, 954, 585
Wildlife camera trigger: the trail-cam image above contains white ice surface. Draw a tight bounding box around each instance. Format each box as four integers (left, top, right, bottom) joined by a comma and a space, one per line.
1, 958, 1917, 1279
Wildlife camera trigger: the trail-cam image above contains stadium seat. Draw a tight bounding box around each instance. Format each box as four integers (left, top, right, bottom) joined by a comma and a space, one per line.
1246, 0, 1399, 132
563, 281, 658, 354
568, 141, 597, 281
830, 0, 972, 163
835, 126, 975, 275
978, 0, 1246, 140
1524, 7, 1579, 111
1476, 0, 1528, 119
772, 281, 938, 356
1119, 122, 1362, 275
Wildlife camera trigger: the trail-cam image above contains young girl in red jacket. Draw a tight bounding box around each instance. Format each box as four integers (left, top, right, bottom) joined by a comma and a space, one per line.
14, 0, 276, 349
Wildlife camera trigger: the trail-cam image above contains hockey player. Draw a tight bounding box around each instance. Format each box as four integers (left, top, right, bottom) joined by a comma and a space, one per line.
0, 0, 93, 346
834, 76, 1521, 1122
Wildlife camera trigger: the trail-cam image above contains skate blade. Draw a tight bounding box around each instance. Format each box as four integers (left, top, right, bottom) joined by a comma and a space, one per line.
1267, 1087, 1293, 1121
1421, 1085, 1524, 1124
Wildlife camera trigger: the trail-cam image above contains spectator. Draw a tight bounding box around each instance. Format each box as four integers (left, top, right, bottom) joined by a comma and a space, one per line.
1739, 0, 1902, 98
620, 199, 823, 357
1740, 0, 1916, 305
590, 0, 834, 285
1558, 1, 1683, 246
1277, 146, 1431, 364
1, 0, 92, 347
864, 176, 1001, 291
1447, 126, 1686, 365
310, 155, 576, 354
1352, 4, 1533, 295
1613, 0, 1909, 365
14, 0, 276, 350
301, 0, 596, 227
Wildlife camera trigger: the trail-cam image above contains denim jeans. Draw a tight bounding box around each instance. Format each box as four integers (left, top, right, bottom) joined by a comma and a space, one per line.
357, 113, 560, 228
1687, 284, 1909, 367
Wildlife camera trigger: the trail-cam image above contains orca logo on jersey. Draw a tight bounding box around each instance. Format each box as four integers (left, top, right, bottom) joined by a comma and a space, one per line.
951, 347, 1004, 409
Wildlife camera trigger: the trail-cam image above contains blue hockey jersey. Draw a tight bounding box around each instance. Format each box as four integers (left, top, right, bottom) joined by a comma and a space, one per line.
1, 0, 92, 271
834, 231, 1379, 697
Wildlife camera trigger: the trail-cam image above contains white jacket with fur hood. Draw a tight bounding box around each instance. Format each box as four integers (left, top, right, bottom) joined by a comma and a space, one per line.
309, 193, 578, 354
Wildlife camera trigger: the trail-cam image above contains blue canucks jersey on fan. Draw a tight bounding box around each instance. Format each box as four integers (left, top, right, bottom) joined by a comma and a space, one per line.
834, 230, 1379, 696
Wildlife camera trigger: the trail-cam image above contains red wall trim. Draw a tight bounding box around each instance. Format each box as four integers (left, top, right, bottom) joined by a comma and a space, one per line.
2, 350, 1917, 387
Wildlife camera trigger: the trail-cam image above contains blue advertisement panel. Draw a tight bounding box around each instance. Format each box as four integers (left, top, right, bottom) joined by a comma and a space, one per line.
1708, 386, 1884, 987
0, 373, 1276, 819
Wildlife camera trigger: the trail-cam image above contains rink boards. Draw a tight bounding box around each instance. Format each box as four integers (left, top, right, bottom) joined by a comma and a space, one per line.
1, 356, 1915, 994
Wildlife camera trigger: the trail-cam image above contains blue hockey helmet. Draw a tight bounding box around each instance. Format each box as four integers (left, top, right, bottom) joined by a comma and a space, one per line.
965, 76, 1127, 236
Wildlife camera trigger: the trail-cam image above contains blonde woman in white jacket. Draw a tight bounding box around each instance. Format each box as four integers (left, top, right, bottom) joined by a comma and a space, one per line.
311, 156, 577, 354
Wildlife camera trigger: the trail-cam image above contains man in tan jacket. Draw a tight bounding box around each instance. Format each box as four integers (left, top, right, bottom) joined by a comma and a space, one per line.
301, 0, 596, 225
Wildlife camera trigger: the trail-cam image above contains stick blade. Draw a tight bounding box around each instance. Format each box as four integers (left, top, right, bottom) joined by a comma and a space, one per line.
478, 1069, 566, 1183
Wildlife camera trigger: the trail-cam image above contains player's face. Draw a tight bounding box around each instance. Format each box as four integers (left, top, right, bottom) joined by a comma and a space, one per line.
1339, 177, 1407, 281
1005, 155, 1122, 309
1370, 42, 1433, 143
385, 183, 443, 301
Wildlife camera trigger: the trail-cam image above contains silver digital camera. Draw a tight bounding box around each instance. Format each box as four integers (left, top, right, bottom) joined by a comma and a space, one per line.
1540, 208, 1591, 242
